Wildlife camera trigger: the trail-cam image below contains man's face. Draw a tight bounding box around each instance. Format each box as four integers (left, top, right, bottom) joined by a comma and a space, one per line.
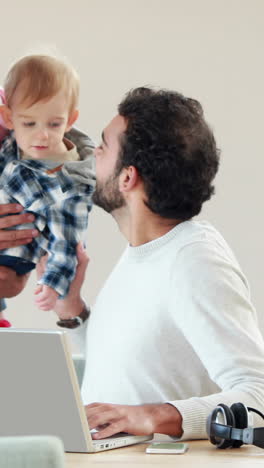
7, 87, 74, 159
93, 115, 126, 213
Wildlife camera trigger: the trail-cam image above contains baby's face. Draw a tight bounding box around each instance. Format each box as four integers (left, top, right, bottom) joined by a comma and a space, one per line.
9, 89, 73, 159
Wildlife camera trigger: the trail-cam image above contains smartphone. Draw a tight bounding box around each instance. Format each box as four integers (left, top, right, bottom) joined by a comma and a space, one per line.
146, 442, 189, 454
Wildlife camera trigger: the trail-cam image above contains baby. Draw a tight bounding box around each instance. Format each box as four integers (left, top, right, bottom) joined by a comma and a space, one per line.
0, 55, 95, 324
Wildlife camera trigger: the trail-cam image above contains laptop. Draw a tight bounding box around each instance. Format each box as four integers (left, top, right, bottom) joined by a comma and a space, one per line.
0, 328, 152, 452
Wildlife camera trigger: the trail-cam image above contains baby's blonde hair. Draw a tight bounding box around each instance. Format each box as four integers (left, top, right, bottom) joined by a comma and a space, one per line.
4, 55, 79, 114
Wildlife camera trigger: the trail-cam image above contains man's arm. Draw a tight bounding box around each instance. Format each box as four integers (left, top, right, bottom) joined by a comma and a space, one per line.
167, 241, 264, 439
36, 240, 89, 353
58, 238, 181, 440
0, 203, 38, 297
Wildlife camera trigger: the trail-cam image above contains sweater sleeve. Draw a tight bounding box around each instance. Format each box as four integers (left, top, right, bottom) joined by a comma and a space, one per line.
168, 241, 264, 440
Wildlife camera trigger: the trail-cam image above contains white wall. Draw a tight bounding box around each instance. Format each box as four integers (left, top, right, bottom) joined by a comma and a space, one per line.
1, 0, 263, 335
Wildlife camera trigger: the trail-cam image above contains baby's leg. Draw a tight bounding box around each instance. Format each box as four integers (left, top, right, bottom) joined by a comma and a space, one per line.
0, 311, 11, 327
0, 299, 6, 320
0, 299, 11, 327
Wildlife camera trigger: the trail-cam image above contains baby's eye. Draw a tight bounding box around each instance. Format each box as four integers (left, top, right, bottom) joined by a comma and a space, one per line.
23, 122, 35, 127
49, 122, 61, 128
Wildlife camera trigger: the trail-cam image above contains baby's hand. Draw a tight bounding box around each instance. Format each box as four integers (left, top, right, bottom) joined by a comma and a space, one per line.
34, 284, 59, 311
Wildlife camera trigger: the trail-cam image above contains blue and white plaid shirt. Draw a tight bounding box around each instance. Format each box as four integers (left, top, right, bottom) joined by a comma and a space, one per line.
0, 129, 95, 298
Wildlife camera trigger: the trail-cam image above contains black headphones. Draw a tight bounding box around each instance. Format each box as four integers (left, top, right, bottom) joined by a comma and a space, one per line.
206, 402, 264, 449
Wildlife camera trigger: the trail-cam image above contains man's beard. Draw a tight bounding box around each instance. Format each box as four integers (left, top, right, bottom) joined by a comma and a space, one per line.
92, 173, 125, 214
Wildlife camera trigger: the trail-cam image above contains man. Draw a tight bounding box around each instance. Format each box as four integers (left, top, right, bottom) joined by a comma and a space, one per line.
2, 87, 264, 440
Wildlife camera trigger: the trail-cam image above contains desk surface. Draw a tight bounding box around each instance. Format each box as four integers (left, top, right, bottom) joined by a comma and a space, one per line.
65, 440, 264, 467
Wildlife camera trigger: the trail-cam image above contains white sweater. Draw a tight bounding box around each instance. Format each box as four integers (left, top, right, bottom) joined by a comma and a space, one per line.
72, 220, 264, 439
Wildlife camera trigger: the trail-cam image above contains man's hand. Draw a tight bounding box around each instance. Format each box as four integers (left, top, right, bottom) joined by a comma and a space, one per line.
34, 284, 59, 311
0, 203, 39, 298
36, 243, 89, 319
85, 402, 183, 439
0, 266, 30, 298
0, 203, 38, 249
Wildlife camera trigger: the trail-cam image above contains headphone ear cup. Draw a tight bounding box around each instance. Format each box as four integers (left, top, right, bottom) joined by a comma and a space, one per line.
217, 404, 236, 449
230, 403, 248, 448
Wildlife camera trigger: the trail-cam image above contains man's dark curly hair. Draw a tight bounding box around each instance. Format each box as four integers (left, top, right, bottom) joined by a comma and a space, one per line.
117, 87, 220, 220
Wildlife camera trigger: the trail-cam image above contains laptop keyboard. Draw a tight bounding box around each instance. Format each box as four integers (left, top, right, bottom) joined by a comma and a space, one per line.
107, 432, 130, 439
91, 430, 130, 440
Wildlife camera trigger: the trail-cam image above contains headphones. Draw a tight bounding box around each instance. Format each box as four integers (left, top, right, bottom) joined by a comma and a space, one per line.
206, 402, 264, 449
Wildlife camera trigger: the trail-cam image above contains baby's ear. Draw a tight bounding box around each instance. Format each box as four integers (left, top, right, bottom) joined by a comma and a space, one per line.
0, 105, 14, 130
66, 109, 79, 131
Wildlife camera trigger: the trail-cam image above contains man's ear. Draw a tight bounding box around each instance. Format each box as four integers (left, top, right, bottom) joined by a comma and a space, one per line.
0, 106, 14, 129
66, 109, 79, 131
119, 166, 139, 192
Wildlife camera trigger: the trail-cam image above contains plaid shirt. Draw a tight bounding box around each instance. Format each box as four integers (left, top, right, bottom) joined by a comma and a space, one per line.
0, 129, 95, 298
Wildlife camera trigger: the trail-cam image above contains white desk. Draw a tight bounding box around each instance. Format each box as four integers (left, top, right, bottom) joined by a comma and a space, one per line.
66, 440, 264, 467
